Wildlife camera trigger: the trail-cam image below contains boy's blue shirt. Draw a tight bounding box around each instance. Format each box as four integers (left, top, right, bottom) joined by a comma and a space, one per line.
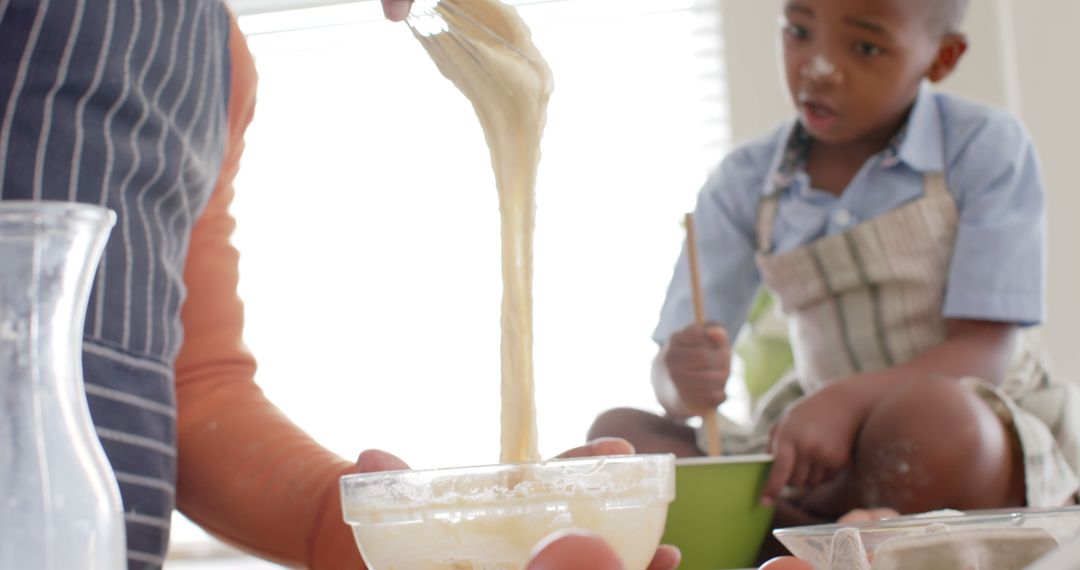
655, 83, 1046, 344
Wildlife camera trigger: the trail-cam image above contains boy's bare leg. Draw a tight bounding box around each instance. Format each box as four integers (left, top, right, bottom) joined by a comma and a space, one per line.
797, 378, 1026, 518
756, 379, 1025, 562
588, 408, 703, 457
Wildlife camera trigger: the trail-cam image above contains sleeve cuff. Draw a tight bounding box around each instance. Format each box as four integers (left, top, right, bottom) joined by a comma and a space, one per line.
943, 290, 1043, 327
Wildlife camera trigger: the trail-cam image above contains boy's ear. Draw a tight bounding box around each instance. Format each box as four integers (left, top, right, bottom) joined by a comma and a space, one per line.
927, 33, 968, 83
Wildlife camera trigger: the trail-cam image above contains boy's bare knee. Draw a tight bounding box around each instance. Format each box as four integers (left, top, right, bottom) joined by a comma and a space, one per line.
853, 378, 1019, 512
588, 408, 702, 456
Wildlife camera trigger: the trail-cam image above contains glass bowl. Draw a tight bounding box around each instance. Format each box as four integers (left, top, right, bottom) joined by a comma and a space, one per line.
774, 506, 1080, 568
340, 453, 675, 569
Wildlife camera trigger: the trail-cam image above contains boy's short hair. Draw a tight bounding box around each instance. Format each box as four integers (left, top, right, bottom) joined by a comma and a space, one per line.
929, 0, 971, 34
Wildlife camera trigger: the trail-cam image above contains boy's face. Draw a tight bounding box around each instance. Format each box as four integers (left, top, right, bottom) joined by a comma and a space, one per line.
780, 0, 959, 147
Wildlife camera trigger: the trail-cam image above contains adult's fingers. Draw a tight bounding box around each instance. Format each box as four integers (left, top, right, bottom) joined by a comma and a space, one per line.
381, 0, 413, 21
647, 545, 681, 570
355, 449, 410, 473
837, 508, 899, 524
526, 531, 622, 570
526, 531, 680, 570
558, 437, 635, 459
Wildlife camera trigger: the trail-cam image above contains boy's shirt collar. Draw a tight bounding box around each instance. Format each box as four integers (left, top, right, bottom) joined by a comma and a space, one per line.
768, 83, 944, 196
894, 83, 945, 172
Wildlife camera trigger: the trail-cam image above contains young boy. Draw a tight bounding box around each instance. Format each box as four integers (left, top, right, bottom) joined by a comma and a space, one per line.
590, 0, 1080, 524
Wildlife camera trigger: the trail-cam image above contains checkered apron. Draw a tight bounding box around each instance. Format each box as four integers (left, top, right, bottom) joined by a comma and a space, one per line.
712, 172, 1080, 507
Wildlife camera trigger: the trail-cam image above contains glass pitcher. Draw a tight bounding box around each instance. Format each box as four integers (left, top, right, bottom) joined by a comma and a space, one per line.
0, 202, 125, 568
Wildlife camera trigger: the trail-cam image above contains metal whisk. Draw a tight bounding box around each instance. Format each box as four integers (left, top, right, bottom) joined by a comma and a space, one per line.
405, 0, 545, 89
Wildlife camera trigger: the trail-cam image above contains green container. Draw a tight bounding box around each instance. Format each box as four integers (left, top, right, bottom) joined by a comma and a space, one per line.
661, 455, 775, 570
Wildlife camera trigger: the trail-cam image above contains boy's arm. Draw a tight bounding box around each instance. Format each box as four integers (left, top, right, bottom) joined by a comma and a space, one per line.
652, 342, 690, 420
833, 318, 1017, 415
901, 319, 1017, 383
944, 109, 1045, 326
173, 14, 362, 568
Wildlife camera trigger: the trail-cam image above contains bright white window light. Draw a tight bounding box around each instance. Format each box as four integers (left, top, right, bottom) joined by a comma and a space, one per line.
230, 0, 731, 469
171, 0, 733, 560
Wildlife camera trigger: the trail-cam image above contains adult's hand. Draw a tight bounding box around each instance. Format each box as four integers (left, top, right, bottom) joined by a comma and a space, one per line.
528, 530, 680, 570
382, 0, 413, 21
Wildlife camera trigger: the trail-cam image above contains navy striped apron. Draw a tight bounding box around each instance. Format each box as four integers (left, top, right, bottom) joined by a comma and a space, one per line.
0, 1, 233, 566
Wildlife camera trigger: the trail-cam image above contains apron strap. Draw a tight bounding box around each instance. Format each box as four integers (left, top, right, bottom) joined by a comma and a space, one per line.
924, 171, 948, 197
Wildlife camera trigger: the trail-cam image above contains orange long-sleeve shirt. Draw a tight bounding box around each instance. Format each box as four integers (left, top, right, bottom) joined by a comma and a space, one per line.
173, 14, 363, 568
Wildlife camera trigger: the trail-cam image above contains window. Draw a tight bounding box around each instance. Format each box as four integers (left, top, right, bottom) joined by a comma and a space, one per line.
169, 0, 732, 561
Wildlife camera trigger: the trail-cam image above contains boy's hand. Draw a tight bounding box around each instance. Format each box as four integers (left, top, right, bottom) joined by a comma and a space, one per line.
760, 382, 865, 505
665, 324, 731, 415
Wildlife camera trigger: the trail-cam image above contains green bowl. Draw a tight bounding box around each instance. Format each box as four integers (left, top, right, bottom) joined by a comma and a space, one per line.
661, 455, 774, 570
